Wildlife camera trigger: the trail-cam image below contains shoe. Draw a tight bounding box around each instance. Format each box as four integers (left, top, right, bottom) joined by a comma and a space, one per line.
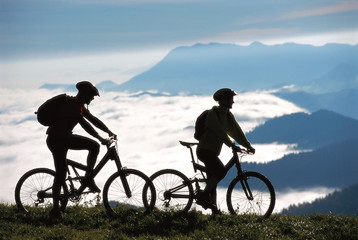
86, 179, 101, 193
196, 191, 212, 210
211, 205, 222, 215
49, 208, 62, 219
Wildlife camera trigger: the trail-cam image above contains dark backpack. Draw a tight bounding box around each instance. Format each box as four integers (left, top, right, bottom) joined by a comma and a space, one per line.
194, 109, 219, 140
36, 94, 67, 126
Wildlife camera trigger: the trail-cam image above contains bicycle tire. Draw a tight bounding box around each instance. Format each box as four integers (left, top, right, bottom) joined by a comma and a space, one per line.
15, 168, 68, 213
102, 169, 156, 216
227, 171, 275, 218
150, 169, 194, 213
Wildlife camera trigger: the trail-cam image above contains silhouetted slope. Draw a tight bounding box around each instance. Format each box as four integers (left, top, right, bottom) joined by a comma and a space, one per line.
246, 110, 358, 149
220, 139, 358, 191
281, 182, 358, 216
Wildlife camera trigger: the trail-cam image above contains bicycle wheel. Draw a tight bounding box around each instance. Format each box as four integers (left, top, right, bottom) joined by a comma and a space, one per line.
150, 169, 194, 213
227, 171, 275, 218
15, 168, 68, 213
103, 169, 156, 216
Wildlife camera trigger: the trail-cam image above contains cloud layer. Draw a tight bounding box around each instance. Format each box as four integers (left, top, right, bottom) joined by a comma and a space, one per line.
1, 88, 310, 211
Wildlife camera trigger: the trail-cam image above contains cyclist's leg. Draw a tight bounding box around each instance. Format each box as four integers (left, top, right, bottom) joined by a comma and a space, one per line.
46, 135, 68, 216
68, 134, 100, 171
196, 148, 226, 210
67, 135, 100, 192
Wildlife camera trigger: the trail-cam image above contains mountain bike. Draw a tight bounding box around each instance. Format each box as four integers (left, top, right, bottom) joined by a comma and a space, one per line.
15, 138, 156, 216
149, 141, 275, 218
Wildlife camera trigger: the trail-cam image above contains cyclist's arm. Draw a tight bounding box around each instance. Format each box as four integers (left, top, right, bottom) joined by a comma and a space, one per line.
227, 112, 252, 149
83, 111, 115, 137
78, 117, 106, 143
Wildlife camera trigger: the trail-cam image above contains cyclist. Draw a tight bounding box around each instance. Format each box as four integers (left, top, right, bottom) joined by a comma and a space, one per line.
196, 88, 255, 214
45, 81, 116, 218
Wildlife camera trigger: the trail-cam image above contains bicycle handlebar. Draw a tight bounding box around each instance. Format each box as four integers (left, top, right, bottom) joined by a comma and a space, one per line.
103, 136, 118, 148
232, 145, 254, 155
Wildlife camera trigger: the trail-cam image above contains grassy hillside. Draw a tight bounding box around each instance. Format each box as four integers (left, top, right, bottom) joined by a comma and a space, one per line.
1, 204, 357, 240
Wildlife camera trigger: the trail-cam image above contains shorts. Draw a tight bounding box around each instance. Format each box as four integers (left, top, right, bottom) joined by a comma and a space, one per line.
196, 147, 226, 180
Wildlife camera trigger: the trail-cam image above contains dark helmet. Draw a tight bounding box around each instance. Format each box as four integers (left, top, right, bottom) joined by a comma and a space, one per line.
76, 81, 100, 97
213, 88, 237, 101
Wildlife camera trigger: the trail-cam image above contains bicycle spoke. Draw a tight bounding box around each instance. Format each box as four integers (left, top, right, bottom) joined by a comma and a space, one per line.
150, 169, 193, 212
227, 172, 275, 218
103, 169, 155, 215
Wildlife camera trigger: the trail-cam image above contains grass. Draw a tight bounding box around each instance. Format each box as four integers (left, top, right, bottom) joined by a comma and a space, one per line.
1, 203, 357, 239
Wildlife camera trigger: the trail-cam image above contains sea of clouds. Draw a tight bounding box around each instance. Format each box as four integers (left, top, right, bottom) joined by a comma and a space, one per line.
0, 88, 335, 213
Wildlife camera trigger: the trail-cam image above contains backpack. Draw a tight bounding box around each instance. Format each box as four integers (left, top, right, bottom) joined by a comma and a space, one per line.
36, 94, 67, 126
194, 109, 219, 140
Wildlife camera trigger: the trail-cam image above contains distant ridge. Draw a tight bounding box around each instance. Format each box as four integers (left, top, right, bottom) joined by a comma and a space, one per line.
273, 88, 358, 120
40, 83, 76, 92
220, 138, 358, 191
246, 109, 358, 148
281, 182, 358, 216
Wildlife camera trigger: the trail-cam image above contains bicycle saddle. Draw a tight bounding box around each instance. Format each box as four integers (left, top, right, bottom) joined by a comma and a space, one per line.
179, 141, 198, 147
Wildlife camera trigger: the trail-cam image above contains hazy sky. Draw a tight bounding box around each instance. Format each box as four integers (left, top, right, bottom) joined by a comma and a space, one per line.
1, 0, 358, 88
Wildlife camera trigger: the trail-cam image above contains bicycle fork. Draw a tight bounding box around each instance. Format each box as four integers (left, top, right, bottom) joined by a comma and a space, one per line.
119, 167, 132, 198
240, 176, 254, 201
110, 146, 132, 198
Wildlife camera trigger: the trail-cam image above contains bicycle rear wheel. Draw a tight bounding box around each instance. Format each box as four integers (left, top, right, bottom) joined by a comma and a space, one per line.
227, 171, 275, 218
15, 168, 68, 213
150, 169, 194, 213
103, 169, 156, 216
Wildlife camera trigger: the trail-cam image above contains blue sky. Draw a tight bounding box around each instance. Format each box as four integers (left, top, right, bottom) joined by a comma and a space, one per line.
1, 0, 358, 88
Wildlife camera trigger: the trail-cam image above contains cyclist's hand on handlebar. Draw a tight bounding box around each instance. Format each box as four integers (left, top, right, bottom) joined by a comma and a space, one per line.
99, 137, 112, 146
247, 146, 255, 155
108, 131, 117, 140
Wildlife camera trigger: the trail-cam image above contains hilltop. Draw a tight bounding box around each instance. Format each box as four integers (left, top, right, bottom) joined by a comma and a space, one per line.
1, 204, 357, 239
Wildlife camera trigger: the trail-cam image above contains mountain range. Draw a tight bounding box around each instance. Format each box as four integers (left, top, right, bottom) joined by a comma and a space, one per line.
41, 42, 358, 119
118, 42, 358, 94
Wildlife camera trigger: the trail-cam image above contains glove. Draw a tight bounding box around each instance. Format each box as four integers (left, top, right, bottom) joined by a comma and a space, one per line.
247, 146, 255, 154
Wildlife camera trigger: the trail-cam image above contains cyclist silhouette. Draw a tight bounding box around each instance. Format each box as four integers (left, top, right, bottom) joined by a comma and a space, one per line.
45, 81, 116, 218
196, 88, 255, 214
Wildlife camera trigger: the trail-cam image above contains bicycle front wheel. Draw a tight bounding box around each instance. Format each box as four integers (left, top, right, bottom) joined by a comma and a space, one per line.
103, 169, 156, 216
227, 171, 275, 218
150, 169, 194, 213
15, 168, 68, 213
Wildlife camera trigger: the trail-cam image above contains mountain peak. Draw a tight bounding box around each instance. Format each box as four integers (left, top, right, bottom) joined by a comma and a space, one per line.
249, 41, 265, 47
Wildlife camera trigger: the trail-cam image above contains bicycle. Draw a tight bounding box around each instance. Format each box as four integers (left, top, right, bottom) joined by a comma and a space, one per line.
149, 141, 275, 218
15, 138, 156, 216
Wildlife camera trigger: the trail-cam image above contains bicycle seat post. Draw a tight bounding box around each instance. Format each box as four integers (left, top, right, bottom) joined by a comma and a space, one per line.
188, 146, 197, 172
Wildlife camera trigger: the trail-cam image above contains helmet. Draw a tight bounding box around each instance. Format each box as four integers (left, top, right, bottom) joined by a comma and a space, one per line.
213, 88, 237, 101
76, 81, 100, 97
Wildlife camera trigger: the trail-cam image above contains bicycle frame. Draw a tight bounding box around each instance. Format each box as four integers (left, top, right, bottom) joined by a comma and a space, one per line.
65, 142, 131, 197
180, 141, 253, 200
